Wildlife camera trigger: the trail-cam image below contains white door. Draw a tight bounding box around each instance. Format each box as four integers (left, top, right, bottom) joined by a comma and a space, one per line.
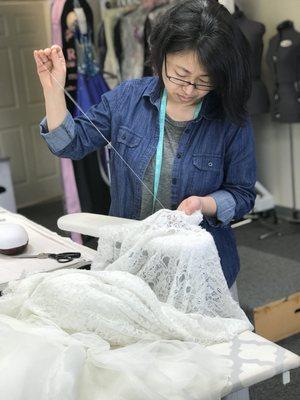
0, 1, 62, 209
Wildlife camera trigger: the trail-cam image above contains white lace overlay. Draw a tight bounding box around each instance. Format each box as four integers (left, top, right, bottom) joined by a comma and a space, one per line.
0, 209, 252, 400
93, 209, 252, 338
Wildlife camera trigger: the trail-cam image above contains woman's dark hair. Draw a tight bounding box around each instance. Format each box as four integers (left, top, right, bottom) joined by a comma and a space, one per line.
149, 0, 252, 126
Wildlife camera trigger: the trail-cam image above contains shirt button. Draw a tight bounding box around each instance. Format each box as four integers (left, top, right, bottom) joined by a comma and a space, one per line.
208, 161, 213, 167
172, 178, 177, 185
177, 153, 182, 159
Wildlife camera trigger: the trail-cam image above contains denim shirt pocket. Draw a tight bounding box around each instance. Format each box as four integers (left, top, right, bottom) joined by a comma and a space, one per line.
112, 126, 144, 179
116, 126, 142, 148
190, 154, 224, 195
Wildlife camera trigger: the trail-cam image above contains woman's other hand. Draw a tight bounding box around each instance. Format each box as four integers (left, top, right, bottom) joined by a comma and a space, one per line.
177, 196, 217, 217
33, 45, 66, 94
177, 196, 203, 215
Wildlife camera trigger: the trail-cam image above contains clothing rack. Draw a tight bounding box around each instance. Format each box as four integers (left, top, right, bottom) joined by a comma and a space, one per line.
100, 0, 140, 11
100, 0, 169, 12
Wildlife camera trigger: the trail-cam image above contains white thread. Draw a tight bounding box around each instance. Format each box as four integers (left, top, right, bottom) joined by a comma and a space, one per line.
41, 61, 166, 210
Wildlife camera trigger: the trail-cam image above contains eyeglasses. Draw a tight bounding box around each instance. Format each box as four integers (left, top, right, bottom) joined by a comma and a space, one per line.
164, 56, 214, 91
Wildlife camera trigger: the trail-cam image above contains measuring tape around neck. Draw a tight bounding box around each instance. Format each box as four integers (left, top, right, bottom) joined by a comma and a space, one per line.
152, 89, 202, 211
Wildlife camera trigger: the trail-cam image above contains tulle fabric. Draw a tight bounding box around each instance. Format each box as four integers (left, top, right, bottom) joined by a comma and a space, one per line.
0, 315, 231, 400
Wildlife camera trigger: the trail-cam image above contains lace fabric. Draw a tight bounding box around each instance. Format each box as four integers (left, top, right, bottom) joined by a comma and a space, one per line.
0, 209, 252, 399
93, 209, 252, 336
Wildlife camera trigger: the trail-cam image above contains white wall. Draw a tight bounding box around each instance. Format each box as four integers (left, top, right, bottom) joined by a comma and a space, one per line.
237, 0, 300, 209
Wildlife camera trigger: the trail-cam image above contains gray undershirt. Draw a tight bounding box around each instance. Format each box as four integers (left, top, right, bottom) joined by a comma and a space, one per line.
139, 115, 190, 220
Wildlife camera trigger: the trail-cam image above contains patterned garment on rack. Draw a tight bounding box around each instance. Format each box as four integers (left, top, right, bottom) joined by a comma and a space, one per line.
143, 3, 173, 76
102, 5, 137, 88
120, 6, 149, 80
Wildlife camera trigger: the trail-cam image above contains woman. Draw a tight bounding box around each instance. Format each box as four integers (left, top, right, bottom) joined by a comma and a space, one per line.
34, 0, 256, 290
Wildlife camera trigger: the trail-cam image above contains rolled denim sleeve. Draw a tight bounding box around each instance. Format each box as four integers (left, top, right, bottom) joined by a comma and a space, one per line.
39, 86, 119, 160
205, 189, 236, 227
40, 111, 75, 153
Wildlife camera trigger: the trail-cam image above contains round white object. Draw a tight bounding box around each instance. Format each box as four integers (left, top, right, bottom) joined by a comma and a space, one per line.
0, 223, 29, 251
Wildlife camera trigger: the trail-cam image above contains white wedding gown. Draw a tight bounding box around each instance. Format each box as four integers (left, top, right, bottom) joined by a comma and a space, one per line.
0, 210, 252, 400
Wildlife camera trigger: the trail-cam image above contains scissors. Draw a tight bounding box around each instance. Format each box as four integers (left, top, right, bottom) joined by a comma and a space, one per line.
14, 252, 81, 263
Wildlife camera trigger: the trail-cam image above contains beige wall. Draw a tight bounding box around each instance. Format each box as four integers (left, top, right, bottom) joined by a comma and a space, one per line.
237, 0, 300, 210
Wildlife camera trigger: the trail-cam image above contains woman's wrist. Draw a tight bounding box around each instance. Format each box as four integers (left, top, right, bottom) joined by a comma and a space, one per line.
200, 196, 217, 217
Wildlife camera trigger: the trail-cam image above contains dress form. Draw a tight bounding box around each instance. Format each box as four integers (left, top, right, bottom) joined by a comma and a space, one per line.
266, 20, 300, 123
266, 21, 300, 221
234, 8, 270, 115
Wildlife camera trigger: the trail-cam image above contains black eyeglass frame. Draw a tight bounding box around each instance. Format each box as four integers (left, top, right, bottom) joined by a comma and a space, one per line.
164, 55, 214, 91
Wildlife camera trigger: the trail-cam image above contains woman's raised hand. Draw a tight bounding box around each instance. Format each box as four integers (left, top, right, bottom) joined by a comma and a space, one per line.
33, 45, 66, 93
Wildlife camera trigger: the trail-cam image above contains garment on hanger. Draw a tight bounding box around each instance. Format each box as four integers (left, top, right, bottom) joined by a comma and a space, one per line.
234, 8, 270, 115
97, 1, 170, 82
97, 21, 107, 72
143, 2, 172, 76
73, 23, 111, 215
51, 0, 83, 244
101, 4, 137, 88
61, 0, 93, 114
51, 0, 66, 46
119, 6, 149, 81
266, 20, 300, 123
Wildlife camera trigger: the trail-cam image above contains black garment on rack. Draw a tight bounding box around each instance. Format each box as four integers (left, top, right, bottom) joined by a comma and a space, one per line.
97, 22, 107, 72
266, 20, 300, 123
234, 9, 269, 115
61, 0, 93, 114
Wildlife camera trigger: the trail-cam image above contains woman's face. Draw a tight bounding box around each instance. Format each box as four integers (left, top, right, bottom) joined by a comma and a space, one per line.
162, 50, 212, 106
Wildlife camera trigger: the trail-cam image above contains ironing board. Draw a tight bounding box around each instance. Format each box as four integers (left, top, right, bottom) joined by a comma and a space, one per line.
0, 208, 299, 396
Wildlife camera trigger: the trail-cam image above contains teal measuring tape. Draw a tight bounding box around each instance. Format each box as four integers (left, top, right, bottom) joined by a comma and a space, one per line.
152, 89, 203, 211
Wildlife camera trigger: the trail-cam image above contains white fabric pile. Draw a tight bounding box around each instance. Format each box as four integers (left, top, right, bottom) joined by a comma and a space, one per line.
0, 210, 252, 400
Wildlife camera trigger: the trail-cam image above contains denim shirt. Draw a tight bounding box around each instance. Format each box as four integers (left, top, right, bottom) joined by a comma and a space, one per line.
40, 77, 256, 287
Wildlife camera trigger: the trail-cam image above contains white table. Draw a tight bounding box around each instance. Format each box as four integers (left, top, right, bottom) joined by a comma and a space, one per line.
0, 207, 96, 291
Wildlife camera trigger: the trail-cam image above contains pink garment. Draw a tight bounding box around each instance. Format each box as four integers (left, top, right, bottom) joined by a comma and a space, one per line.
51, 0, 66, 47
51, 0, 82, 244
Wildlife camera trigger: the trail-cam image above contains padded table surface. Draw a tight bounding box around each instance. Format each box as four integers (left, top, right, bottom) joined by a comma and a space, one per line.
211, 330, 299, 395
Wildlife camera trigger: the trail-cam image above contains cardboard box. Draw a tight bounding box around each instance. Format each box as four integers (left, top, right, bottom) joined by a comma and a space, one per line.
254, 292, 300, 342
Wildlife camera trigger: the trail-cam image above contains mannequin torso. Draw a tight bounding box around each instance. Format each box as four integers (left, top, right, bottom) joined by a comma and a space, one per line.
266, 20, 300, 122
234, 9, 270, 115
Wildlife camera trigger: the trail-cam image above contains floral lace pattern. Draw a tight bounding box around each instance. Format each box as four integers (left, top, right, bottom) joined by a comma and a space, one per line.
93, 209, 252, 334
0, 210, 251, 348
